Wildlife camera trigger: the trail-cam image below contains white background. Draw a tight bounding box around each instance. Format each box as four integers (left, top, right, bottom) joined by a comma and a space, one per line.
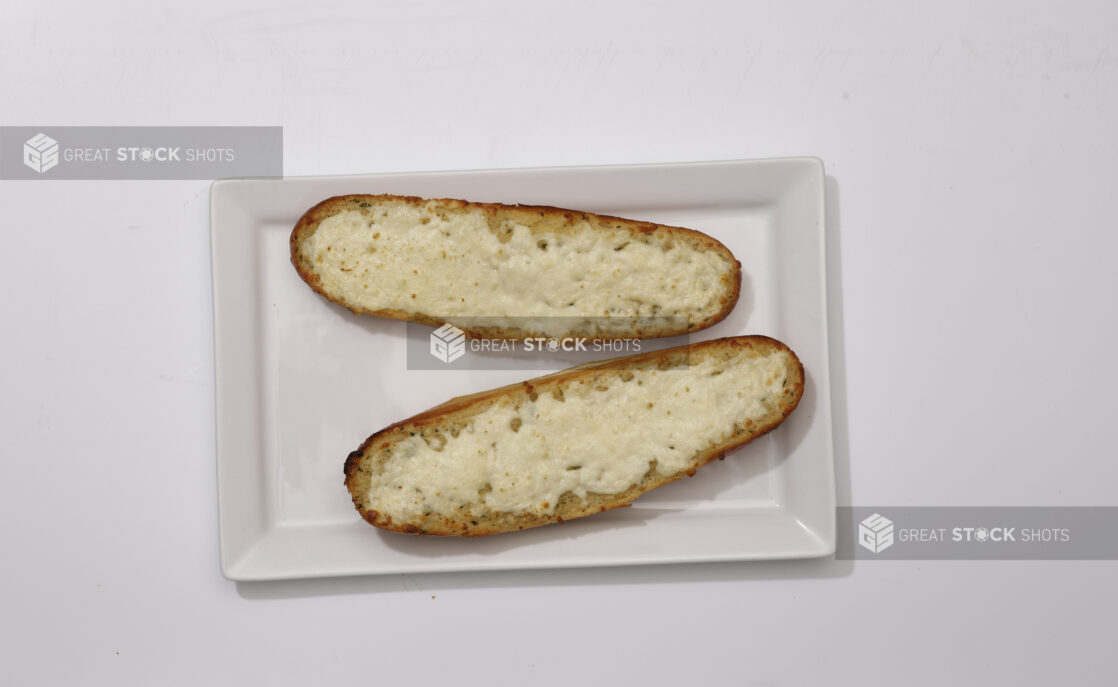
2, 0, 1116, 684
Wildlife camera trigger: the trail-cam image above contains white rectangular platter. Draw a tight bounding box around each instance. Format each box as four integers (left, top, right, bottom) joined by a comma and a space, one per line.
211, 158, 834, 581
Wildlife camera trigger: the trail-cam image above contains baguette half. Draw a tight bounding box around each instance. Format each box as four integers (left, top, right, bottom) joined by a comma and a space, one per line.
344, 335, 804, 536
291, 194, 741, 339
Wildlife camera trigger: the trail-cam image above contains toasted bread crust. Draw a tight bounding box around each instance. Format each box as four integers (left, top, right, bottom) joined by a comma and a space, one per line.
344, 335, 804, 536
290, 194, 741, 340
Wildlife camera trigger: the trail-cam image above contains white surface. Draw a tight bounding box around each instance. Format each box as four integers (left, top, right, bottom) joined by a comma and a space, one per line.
1, 0, 1116, 684
212, 159, 834, 580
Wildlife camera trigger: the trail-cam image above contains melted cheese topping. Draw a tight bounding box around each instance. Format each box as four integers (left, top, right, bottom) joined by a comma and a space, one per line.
304, 204, 731, 330
370, 351, 789, 516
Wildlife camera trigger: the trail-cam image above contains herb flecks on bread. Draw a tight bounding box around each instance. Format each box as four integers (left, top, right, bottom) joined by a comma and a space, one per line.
344, 336, 804, 536
291, 195, 741, 340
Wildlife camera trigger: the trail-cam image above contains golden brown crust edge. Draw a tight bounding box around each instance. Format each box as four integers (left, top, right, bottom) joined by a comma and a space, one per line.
290, 194, 742, 340
343, 335, 805, 536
